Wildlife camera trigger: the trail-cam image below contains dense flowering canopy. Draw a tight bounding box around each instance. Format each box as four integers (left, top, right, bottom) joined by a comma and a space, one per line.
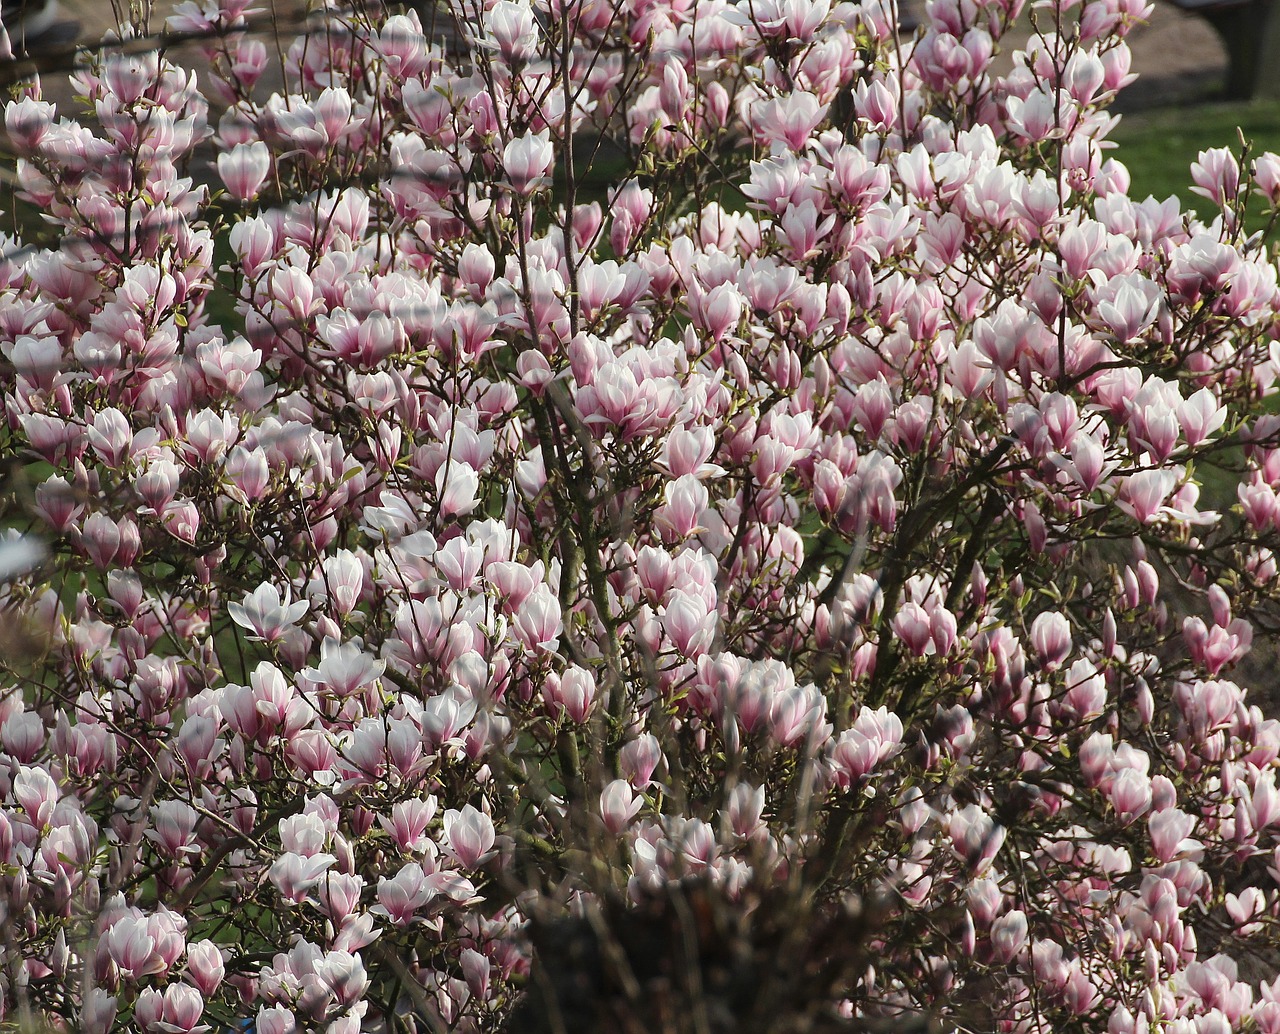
5, 0, 1280, 1030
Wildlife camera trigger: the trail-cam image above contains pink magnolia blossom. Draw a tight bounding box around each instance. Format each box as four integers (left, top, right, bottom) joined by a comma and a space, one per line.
372, 863, 437, 926
379, 798, 438, 855
443, 805, 497, 869
481, 1, 540, 65
1191, 147, 1241, 208
619, 734, 663, 788
218, 141, 271, 200
228, 582, 309, 643
503, 131, 554, 195
269, 851, 338, 904
512, 586, 562, 653
254, 1007, 295, 1034
831, 706, 903, 787
184, 941, 225, 997
544, 664, 597, 723
600, 780, 644, 835
135, 984, 206, 1034
990, 910, 1028, 963
660, 590, 717, 658
14, 765, 58, 829
1029, 610, 1072, 671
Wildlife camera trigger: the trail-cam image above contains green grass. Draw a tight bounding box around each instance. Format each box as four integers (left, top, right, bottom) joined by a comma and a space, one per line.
1111, 99, 1280, 226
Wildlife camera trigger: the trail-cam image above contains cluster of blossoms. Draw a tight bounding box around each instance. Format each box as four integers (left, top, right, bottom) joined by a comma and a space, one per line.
5, 0, 1280, 1029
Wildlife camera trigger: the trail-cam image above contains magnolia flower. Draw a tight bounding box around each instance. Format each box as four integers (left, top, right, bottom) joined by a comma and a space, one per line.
481, 0, 539, 65
620, 734, 663, 788
502, 131, 554, 194
543, 664, 596, 723
443, 804, 496, 869
81, 989, 118, 1034
378, 798, 438, 854
724, 0, 832, 42
660, 590, 717, 658
103, 912, 185, 981
184, 941, 225, 997
1030, 610, 1072, 670
134, 983, 206, 1034
228, 582, 309, 643
269, 851, 338, 904
372, 863, 436, 925
13, 764, 58, 829
1190, 146, 1241, 207
4, 96, 56, 154
991, 910, 1029, 963
1093, 272, 1162, 343
217, 141, 271, 200
831, 706, 903, 787
599, 779, 644, 835
1116, 469, 1178, 525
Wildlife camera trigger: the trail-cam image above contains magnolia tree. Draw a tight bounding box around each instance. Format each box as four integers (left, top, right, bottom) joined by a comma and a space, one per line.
5, 0, 1280, 1029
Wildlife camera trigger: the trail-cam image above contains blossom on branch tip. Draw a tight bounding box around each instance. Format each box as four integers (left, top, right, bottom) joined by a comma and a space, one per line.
502, 131, 554, 195
479, 0, 540, 66
218, 141, 271, 201
443, 805, 497, 869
